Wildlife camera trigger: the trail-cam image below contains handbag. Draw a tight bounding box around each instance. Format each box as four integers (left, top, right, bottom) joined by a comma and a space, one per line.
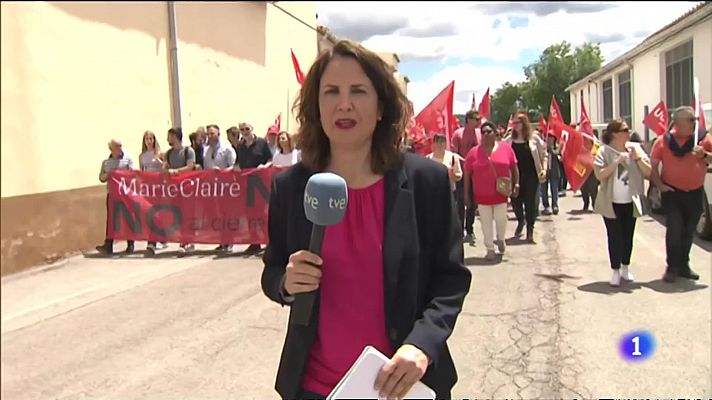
488, 157, 512, 197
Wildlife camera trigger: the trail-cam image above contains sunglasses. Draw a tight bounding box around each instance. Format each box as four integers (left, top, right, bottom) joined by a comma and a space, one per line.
240, 128, 251, 132
618, 128, 630, 133
482, 129, 494, 134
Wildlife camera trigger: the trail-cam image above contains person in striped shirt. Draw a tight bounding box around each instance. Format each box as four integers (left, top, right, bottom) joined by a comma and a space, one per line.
96, 139, 135, 255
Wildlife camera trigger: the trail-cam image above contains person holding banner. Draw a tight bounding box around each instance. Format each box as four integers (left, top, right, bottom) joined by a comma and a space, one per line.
261, 39, 471, 400
650, 106, 712, 283
96, 139, 135, 255
204, 124, 237, 253
593, 119, 651, 287
164, 127, 197, 253
139, 130, 168, 253
504, 113, 547, 242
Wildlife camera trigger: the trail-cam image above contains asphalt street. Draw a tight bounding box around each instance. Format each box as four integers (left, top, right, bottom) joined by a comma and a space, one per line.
2, 194, 710, 399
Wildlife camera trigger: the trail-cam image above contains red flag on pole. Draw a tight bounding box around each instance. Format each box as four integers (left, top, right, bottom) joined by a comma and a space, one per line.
539, 115, 548, 138
552, 121, 595, 191
579, 97, 593, 136
267, 112, 281, 136
692, 96, 707, 133
414, 80, 455, 155
477, 87, 490, 121
290, 49, 305, 86
643, 101, 669, 136
547, 95, 565, 139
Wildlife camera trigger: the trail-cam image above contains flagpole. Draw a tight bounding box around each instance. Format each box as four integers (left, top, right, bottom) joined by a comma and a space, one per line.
693, 76, 700, 143
286, 86, 290, 132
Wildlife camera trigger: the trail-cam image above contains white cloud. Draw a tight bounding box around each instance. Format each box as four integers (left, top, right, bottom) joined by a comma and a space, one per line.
408, 64, 525, 115
316, 1, 703, 113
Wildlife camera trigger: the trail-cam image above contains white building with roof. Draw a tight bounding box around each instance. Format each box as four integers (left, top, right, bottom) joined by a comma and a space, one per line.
567, 2, 711, 141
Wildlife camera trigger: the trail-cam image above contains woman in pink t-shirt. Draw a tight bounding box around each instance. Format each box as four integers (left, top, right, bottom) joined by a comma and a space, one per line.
464, 121, 519, 261
261, 40, 471, 400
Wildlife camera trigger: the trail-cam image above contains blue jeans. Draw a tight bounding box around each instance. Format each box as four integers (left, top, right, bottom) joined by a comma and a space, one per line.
541, 176, 559, 209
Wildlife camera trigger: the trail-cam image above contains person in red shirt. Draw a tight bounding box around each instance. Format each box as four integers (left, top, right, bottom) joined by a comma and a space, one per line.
451, 109, 482, 246
464, 121, 519, 261
650, 106, 712, 283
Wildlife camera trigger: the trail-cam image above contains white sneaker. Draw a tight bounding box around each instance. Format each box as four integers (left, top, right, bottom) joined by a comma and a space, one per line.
621, 265, 635, 282
156, 243, 168, 250
610, 269, 621, 287
485, 250, 496, 261
495, 240, 506, 254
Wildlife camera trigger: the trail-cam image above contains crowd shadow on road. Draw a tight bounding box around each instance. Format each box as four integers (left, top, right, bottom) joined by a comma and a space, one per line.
647, 212, 712, 253
577, 279, 708, 295
534, 273, 582, 282
464, 255, 503, 267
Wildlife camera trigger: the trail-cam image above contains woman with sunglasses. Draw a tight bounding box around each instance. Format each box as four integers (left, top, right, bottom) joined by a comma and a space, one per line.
593, 119, 651, 287
464, 121, 519, 261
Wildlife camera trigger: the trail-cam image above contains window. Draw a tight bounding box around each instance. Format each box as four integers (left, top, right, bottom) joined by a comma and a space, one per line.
618, 70, 632, 126
665, 41, 693, 109
602, 79, 613, 122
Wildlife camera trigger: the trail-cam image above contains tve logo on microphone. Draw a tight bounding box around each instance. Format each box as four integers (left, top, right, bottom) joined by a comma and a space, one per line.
304, 173, 348, 226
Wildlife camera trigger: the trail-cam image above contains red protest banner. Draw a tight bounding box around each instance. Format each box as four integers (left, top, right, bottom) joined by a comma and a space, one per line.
107, 168, 279, 244
643, 101, 669, 136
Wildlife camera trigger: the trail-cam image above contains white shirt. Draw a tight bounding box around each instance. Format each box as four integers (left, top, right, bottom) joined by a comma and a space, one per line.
139, 150, 163, 172
612, 160, 634, 204
203, 142, 236, 170
273, 150, 300, 167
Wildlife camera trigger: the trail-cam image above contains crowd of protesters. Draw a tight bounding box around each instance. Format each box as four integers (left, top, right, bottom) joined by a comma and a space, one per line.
434, 106, 710, 287
96, 104, 709, 287
96, 123, 301, 256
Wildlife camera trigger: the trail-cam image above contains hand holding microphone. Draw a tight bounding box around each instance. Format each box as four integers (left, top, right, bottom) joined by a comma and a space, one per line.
290, 172, 348, 326
284, 250, 323, 295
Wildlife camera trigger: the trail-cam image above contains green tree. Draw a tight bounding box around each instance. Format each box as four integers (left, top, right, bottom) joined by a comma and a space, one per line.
491, 41, 603, 125
490, 81, 528, 126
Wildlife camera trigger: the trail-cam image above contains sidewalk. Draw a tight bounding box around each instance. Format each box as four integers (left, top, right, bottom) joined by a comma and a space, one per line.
1, 243, 259, 335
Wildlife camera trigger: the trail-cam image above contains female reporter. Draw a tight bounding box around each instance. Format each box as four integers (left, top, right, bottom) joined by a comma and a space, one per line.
261, 40, 472, 400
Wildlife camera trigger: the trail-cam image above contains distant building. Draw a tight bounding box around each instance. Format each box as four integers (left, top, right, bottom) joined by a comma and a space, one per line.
567, 2, 711, 141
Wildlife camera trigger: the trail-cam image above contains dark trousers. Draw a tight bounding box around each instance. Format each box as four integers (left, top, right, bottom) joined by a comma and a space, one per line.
581, 175, 599, 210
559, 159, 568, 191
455, 180, 476, 236
104, 194, 134, 248
512, 172, 539, 229
603, 203, 637, 270
541, 175, 560, 209
294, 390, 326, 400
662, 188, 704, 273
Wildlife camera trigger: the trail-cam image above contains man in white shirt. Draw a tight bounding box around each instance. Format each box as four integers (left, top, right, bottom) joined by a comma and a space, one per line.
204, 124, 237, 253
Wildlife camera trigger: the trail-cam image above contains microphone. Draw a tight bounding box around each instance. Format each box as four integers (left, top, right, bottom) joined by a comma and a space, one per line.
291, 172, 348, 326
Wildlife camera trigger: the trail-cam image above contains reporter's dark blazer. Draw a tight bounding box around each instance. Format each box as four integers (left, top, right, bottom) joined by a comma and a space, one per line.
261, 152, 472, 399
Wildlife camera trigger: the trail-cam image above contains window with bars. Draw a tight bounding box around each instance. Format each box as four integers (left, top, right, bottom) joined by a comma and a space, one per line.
665, 41, 693, 109
602, 79, 613, 122
618, 70, 632, 126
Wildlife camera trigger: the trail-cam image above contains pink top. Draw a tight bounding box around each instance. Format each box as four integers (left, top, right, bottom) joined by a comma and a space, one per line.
464, 143, 517, 205
301, 178, 394, 396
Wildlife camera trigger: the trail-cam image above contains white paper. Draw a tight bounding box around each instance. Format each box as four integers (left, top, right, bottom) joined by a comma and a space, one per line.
327, 346, 436, 400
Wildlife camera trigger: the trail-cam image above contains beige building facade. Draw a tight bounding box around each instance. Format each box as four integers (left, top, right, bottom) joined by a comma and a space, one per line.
567, 3, 711, 140
1, 1, 318, 275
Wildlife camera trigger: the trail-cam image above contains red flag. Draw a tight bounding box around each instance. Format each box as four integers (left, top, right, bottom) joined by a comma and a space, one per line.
547, 96, 564, 139
414, 81, 455, 155
471, 93, 476, 110
290, 49, 305, 86
579, 97, 593, 136
643, 101, 669, 136
552, 121, 595, 191
477, 88, 490, 121
452, 115, 461, 130
539, 115, 548, 138
692, 96, 707, 133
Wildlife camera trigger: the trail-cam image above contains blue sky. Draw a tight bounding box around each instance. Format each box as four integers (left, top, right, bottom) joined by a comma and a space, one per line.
315, 1, 702, 114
